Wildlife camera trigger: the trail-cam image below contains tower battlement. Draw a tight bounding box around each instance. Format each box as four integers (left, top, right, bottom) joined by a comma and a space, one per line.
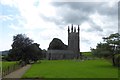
68, 24, 80, 33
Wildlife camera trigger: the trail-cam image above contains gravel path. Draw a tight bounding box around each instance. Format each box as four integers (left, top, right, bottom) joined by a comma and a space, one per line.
3, 64, 31, 78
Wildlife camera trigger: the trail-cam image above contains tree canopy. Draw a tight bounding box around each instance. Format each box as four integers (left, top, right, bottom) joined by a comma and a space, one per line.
7, 34, 42, 64
48, 38, 68, 50
91, 33, 120, 66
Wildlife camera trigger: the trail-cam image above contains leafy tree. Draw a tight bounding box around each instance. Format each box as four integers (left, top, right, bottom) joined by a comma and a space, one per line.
103, 33, 120, 53
12, 34, 33, 49
22, 43, 42, 63
91, 33, 120, 66
48, 38, 68, 50
7, 49, 22, 61
103, 33, 120, 66
7, 34, 41, 64
41, 49, 48, 59
91, 43, 112, 57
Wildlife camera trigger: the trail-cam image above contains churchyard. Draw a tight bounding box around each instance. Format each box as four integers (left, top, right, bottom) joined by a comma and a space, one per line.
1, 52, 119, 79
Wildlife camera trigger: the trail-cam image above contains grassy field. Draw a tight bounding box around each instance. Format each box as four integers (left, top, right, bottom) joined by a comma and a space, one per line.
2, 61, 17, 71
82, 52, 94, 57
82, 52, 92, 56
23, 59, 118, 78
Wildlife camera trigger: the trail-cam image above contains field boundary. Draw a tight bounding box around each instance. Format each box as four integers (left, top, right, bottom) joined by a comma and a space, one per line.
2, 62, 26, 77
3, 64, 31, 78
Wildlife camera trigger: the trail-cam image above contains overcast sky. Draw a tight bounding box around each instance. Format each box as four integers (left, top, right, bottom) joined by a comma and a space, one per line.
0, 0, 119, 52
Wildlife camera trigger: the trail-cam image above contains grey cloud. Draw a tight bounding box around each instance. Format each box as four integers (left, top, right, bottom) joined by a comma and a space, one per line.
59, 9, 89, 24
41, 2, 117, 33
41, 2, 91, 25
52, 2, 117, 22
86, 26, 103, 32
118, 2, 120, 34
81, 38, 91, 44
97, 3, 118, 17
51, 2, 95, 25
81, 22, 103, 32
52, 2, 100, 12
40, 14, 64, 25
87, 20, 103, 32
52, 2, 117, 17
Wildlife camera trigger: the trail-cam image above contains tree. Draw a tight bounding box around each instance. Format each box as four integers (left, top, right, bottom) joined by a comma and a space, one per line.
8, 34, 41, 64
12, 34, 33, 49
41, 49, 47, 59
22, 43, 42, 63
48, 38, 68, 50
103, 33, 120, 66
91, 43, 112, 57
91, 33, 120, 66
103, 33, 120, 53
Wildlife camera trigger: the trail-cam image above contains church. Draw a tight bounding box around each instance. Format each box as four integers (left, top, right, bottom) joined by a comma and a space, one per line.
46, 24, 80, 60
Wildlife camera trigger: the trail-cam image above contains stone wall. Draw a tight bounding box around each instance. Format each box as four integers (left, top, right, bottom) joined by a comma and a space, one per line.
46, 50, 77, 60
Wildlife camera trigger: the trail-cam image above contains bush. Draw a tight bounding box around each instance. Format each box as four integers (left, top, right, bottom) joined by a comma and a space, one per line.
114, 54, 120, 67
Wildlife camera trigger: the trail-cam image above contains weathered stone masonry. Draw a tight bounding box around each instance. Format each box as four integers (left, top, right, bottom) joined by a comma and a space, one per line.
47, 24, 80, 60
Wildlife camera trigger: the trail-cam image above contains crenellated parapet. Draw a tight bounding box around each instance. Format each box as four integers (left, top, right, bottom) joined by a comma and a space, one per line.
68, 24, 80, 33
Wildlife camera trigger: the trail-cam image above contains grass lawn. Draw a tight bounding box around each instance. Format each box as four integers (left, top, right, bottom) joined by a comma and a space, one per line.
82, 52, 92, 56
2, 61, 17, 71
82, 52, 95, 58
23, 59, 118, 78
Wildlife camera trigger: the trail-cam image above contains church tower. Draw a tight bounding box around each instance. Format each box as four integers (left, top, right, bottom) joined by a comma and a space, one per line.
68, 24, 80, 58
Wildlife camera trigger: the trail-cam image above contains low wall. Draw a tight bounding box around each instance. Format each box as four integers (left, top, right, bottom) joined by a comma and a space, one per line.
47, 50, 74, 54
46, 50, 77, 60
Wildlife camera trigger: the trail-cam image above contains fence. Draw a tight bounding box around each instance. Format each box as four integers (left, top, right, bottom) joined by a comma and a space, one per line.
2, 62, 26, 77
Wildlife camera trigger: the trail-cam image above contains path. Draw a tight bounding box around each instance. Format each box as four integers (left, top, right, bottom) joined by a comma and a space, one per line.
3, 64, 31, 78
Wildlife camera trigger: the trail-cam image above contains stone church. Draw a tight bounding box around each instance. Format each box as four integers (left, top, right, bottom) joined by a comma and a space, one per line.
46, 24, 80, 60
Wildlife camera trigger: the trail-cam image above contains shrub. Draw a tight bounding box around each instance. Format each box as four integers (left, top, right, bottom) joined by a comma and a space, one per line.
114, 54, 120, 67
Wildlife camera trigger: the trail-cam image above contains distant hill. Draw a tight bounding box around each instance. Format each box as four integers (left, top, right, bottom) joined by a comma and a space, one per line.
0, 51, 2, 55
0, 50, 9, 55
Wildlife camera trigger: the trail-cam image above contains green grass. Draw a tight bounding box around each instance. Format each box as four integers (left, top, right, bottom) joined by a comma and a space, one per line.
2, 61, 17, 71
23, 59, 118, 78
82, 52, 93, 57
